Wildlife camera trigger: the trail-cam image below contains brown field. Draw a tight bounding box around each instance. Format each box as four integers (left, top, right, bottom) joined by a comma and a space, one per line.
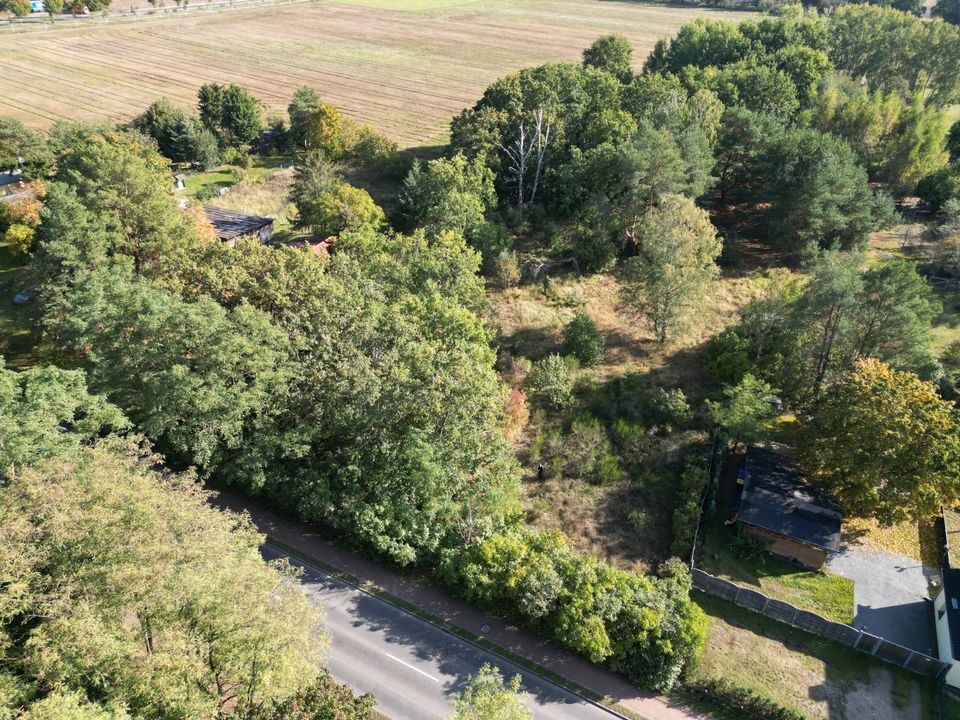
0, 0, 749, 146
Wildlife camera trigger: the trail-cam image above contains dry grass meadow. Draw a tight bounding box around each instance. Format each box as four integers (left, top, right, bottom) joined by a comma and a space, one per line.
0, 0, 749, 146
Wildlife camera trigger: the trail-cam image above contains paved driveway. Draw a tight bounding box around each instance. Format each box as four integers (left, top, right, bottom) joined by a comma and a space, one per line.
827, 547, 933, 654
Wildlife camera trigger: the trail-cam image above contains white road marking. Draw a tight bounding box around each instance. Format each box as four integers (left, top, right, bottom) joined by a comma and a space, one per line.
385, 652, 440, 683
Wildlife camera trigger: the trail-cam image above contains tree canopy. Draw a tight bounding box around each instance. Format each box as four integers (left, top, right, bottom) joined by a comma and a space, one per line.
798, 359, 960, 524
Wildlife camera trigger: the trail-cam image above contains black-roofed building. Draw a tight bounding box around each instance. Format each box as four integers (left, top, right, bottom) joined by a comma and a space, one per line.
736, 446, 842, 569
203, 205, 274, 247
935, 510, 960, 688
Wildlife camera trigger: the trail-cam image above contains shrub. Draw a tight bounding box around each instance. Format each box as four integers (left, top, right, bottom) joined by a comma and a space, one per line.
706, 329, 758, 387
670, 457, 709, 559
917, 166, 960, 213
646, 387, 692, 430
350, 124, 400, 175
683, 678, 805, 720
571, 225, 618, 274
223, 146, 251, 168
611, 418, 650, 469
491, 250, 520, 288
731, 532, 768, 561
563, 312, 606, 366
527, 354, 575, 409
194, 185, 220, 202
566, 413, 622, 484
470, 221, 513, 269
629, 509, 649, 532
4, 224, 34, 255
440, 526, 707, 692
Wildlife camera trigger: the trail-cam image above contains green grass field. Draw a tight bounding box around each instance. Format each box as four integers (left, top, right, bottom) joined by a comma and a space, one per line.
694, 593, 934, 720
697, 519, 855, 623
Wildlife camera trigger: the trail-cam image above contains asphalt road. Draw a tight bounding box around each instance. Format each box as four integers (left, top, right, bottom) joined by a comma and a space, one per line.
262, 545, 621, 720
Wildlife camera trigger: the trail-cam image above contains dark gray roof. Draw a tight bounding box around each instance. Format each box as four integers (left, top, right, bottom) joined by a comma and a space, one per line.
942, 568, 960, 660
738, 446, 842, 553
203, 205, 273, 241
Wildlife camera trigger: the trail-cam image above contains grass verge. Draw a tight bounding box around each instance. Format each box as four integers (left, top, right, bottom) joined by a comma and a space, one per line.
697, 519, 854, 623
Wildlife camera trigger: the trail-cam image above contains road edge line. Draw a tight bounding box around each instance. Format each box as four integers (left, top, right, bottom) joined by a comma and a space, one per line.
264, 538, 649, 720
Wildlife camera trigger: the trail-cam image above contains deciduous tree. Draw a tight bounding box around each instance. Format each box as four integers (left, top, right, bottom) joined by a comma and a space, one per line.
707, 374, 779, 447
798, 358, 960, 524
582, 34, 634, 83
621, 194, 721, 343
0, 443, 324, 718
450, 665, 532, 720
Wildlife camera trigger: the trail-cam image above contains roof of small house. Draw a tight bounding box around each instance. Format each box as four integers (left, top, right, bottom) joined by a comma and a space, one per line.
287, 237, 335, 258
941, 568, 960, 660
738, 446, 842, 553
0, 172, 31, 203
203, 205, 273, 241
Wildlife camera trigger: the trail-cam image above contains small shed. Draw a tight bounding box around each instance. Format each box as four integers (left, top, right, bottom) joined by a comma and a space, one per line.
202, 205, 274, 247
736, 446, 842, 569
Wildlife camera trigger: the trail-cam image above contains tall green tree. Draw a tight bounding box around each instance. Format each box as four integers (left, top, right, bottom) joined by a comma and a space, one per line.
622, 194, 721, 343
51, 130, 194, 275
707, 374, 779, 447
198, 83, 261, 146
221, 83, 262, 146
54, 270, 291, 483
287, 85, 323, 151
294, 180, 384, 237
934, 0, 960, 25
0, 116, 54, 178
764, 126, 892, 250
398, 153, 495, 236
0, 362, 128, 476
828, 5, 960, 106
582, 34, 634, 83
798, 358, 960, 524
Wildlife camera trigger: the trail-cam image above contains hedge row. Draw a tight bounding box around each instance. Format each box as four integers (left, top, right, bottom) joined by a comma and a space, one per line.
439, 527, 708, 692
683, 677, 807, 720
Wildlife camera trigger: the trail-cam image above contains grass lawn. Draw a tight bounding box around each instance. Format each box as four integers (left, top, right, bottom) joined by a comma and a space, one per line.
697, 519, 854, 623
182, 154, 295, 198
0, 242, 40, 370
694, 592, 935, 720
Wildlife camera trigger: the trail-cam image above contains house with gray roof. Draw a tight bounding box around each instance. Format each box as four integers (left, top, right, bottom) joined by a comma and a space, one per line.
736, 446, 842, 569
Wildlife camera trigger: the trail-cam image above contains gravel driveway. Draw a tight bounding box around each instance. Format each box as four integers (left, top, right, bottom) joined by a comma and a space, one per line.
827, 547, 933, 653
